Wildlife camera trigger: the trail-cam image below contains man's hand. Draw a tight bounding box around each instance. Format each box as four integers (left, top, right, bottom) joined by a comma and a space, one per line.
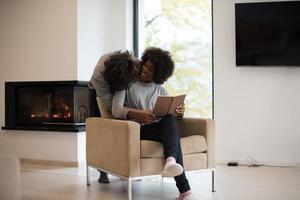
137, 110, 155, 124
175, 103, 185, 118
127, 109, 155, 124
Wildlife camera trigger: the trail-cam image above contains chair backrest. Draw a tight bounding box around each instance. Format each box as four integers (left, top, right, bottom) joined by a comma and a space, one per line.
96, 97, 115, 119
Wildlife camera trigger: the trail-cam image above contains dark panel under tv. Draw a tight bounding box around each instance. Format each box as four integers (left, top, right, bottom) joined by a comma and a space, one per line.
235, 1, 300, 67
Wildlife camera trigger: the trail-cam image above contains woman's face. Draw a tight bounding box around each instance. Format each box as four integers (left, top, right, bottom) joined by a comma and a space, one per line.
131, 61, 141, 78
140, 60, 155, 83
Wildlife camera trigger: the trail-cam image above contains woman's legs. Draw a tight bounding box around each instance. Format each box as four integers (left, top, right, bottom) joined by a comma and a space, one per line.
174, 142, 191, 193
140, 114, 191, 193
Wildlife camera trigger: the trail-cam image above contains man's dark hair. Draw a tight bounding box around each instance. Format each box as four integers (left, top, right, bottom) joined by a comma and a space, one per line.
103, 51, 139, 92
140, 47, 174, 84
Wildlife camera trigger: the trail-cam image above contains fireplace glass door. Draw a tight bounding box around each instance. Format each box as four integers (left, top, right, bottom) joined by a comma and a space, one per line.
16, 87, 74, 125
2, 81, 90, 132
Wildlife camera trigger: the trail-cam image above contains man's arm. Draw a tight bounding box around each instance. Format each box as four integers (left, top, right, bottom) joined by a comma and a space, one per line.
111, 90, 129, 119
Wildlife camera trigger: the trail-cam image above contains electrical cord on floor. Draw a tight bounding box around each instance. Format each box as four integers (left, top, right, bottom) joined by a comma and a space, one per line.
246, 157, 264, 167
244, 156, 300, 168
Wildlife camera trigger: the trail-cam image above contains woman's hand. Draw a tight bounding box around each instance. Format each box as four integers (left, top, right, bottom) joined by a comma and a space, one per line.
175, 103, 185, 118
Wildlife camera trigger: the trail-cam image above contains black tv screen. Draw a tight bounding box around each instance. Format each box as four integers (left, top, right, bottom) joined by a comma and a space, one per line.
235, 1, 300, 67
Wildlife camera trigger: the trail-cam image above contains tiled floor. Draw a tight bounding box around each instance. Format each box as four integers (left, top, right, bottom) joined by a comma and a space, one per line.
20, 164, 300, 200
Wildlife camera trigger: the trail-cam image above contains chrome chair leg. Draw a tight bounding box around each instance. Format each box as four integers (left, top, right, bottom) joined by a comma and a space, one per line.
128, 179, 132, 200
212, 170, 216, 192
86, 164, 90, 186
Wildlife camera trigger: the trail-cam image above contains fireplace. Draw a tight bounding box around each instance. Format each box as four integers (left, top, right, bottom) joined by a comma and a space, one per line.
2, 81, 91, 132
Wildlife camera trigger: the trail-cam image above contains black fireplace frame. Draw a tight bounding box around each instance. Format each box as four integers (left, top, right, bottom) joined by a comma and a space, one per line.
2, 80, 92, 132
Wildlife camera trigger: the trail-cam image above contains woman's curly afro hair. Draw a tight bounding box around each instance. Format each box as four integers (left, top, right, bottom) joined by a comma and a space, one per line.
103, 50, 140, 92
140, 47, 174, 84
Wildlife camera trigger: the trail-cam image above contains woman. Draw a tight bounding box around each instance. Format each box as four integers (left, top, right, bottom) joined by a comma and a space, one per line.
112, 47, 196, 200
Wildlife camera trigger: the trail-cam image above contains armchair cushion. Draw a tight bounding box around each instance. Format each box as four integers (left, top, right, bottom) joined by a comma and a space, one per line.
140, 135, 207, 158
181, 135, 207, 155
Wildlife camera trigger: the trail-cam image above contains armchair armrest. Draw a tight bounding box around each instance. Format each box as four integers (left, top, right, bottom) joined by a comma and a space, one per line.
177, 118, 215, 168
86, 117, 141, 177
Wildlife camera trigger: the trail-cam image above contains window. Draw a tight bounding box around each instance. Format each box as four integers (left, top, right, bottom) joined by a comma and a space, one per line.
134, 0, 213, 118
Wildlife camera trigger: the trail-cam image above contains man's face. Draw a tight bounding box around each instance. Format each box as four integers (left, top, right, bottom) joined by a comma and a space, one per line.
140, 60, 155, 83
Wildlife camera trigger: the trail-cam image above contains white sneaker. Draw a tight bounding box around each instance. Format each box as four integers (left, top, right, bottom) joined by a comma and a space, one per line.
160, 162, 183, 177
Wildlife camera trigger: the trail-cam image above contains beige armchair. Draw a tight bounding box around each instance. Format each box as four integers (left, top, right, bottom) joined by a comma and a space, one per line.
86, 98, 215, 199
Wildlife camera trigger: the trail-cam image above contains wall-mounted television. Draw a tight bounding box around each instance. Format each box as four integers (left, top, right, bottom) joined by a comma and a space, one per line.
235, 1, 300, 67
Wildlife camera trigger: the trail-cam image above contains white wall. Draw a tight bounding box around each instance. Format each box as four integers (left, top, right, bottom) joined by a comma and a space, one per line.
0, 0, 77, 81
214, 0, 300, 165
77, 0, 106, 81
0, 0, 79, 163
0, 0, 133, 164
77, 0, 134, 80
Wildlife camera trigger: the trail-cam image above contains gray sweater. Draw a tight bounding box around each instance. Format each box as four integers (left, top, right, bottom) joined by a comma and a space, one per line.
88, 53, 114, 112
112, 81, 168, 119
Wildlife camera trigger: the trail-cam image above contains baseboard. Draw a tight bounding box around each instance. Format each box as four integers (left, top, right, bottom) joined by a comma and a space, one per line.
216, 158, 300, 167
20, 158, 78, 167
